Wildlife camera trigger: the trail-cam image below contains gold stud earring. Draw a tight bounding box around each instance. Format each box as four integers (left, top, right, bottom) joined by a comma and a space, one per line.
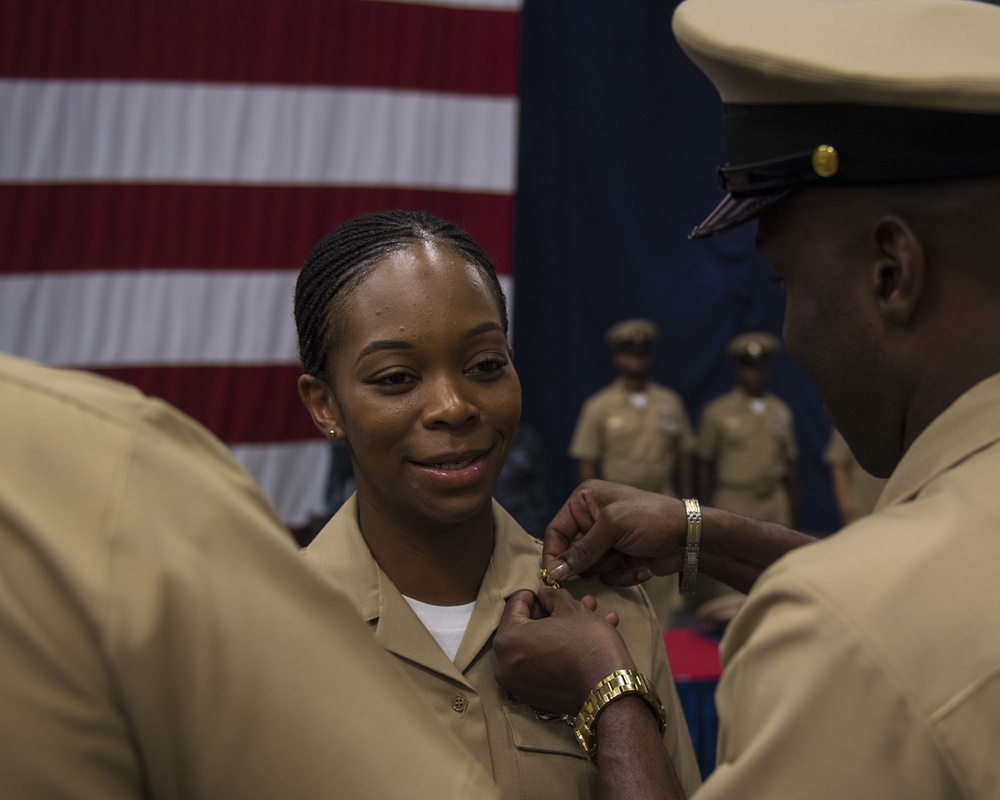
328, 428, 338, 440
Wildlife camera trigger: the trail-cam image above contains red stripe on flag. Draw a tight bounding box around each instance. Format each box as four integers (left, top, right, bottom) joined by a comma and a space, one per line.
93, 364, 318, 445
0, 0, 519, 96
0, 185, 514, 275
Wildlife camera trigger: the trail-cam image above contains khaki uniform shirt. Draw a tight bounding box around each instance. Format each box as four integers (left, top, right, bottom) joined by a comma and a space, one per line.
698, 388, 797, 525
0, 353, 498, 800
305, 496, 703, 799
569, 379, 695, 494
697, 372, 1000, 798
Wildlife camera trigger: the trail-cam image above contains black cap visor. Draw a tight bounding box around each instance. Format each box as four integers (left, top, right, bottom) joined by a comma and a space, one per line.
690, 103, 1000, 240
689, 190, 789, 239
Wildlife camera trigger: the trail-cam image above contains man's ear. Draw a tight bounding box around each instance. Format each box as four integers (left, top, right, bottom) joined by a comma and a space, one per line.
871, 214, 926, 326
297, 374, 342, 437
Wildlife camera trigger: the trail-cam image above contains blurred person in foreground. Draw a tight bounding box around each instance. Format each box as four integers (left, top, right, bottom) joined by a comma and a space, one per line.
0, 351, 500, 799
494, 0, 1000, 797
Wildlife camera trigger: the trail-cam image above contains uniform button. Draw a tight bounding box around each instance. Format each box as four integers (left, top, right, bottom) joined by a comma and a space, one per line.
452, 695, 468, 713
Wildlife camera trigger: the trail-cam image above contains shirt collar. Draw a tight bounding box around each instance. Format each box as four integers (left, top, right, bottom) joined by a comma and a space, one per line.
308, 494, 538, 599
877, 372, 1000, 511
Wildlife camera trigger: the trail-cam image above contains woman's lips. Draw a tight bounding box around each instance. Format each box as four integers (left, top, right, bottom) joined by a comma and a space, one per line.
411, 449, 491, 488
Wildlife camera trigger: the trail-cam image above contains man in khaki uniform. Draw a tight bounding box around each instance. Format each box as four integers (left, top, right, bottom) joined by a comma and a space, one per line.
693, 332, 797, 613
698, 331, 797, 528
494, 1, 1000, 798
825, 428, 887, 524
569, 318, 696, 626
570, 319, 695, 497
0, 352, 499, 800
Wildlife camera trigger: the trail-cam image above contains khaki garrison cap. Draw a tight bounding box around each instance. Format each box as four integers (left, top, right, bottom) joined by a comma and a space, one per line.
606, 318, 659, 349
672, 0, 1000, 239
728, 331, 781, 366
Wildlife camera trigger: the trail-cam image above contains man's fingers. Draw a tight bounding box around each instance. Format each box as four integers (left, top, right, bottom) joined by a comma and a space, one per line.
500, 589, 538, 626
541, 480, 614, 566
581, 595, 619, 627
535, 586, 581, 615
546, 512, 618, 581
542, 502, 592, 565
542, 512, 579, 566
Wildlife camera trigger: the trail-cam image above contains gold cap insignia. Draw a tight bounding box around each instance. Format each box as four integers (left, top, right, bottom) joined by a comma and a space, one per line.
811, 144, 839, 178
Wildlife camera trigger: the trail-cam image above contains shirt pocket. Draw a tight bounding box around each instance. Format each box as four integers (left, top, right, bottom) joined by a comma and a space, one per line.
503, 704, 597, 797
504, 704, 585, 756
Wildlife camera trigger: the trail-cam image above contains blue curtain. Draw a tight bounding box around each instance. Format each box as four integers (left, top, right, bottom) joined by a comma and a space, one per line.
512, 0, 839, 534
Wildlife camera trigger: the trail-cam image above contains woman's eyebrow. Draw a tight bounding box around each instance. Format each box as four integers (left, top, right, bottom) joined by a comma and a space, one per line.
355, 339, 411, 364
355, 322, 503, 364
465, 321, 503, 339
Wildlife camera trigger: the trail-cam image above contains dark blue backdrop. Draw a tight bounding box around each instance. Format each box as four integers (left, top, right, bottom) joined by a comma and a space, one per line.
512, 0, 840, 535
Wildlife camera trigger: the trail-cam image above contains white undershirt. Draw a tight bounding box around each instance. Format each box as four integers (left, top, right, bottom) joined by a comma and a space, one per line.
402, 596, 475, 661
748, 398, 766, 414
629, 392, 648, 408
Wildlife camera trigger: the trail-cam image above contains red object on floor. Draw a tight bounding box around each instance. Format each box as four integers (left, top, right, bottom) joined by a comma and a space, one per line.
663, 627, 723, 682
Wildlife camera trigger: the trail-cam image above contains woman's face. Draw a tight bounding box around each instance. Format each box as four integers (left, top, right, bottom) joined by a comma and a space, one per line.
310, 241, 521, 528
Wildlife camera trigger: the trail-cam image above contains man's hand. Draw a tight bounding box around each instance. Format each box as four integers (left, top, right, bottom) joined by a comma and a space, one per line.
543, 479, 817, 595
493, 588, 634, 715
495, 588, 689, 800
542, 480, 687, 585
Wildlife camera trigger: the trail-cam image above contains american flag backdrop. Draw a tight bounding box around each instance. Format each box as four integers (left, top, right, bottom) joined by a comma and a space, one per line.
0, 0, 522, 527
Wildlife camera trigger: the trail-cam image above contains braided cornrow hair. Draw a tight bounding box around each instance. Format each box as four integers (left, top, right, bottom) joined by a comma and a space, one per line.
294, 210, 509, 380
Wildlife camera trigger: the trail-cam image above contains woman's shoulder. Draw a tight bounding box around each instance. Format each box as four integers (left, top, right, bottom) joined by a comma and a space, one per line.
568, 575, 649, 611
492, 504, 657, 632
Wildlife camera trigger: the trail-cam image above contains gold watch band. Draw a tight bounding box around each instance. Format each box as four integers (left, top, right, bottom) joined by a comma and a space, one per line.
574, 669, 668, 760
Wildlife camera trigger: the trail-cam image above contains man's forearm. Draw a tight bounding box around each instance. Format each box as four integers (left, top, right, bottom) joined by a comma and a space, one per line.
596, 697, 686, 800
697, 507, 816, 593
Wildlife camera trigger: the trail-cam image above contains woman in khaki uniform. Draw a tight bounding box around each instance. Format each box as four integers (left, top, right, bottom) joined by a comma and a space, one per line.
295, 211, 701, 799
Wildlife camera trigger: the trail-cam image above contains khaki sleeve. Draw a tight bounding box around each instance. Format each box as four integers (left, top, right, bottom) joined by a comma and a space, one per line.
0, 390, 498, 800
113, 401, 500, 800
694, 572, 955, 799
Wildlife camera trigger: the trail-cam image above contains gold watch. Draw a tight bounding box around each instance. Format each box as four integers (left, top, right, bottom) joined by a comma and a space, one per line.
574, 669, 668, 760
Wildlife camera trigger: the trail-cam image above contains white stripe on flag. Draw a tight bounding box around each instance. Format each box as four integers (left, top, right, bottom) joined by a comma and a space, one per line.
0, 80, 518, 192
0, 271, 299, 367
1, 271, 515, 368
229, 440, 331, 527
